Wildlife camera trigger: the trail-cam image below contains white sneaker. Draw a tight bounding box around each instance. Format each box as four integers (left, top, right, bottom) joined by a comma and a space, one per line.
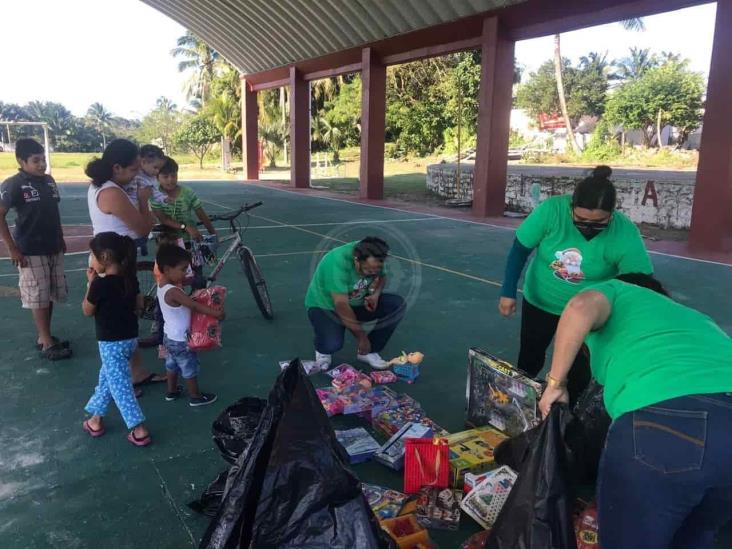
315, 351, 332, 369
357, 353, 389, 370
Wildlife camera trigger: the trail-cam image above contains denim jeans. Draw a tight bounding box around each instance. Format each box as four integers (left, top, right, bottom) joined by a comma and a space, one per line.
307, 293, 406, 355
598, 393, 732, 549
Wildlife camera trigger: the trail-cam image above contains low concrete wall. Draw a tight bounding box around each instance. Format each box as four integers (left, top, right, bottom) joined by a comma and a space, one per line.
426, 163, 696, 229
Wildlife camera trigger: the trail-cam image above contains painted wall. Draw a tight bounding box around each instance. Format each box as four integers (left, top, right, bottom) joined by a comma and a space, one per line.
426, 163, 696, 229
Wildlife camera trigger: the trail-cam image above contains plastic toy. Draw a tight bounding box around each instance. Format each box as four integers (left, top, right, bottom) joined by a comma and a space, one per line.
387, 351, 424, 366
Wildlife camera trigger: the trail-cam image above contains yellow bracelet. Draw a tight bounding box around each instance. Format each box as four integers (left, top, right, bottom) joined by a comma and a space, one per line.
545, 373, 568, 389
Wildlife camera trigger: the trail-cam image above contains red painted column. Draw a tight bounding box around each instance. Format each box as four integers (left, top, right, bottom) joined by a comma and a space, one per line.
472, 17, 515, 217
241, 78, 259, 180
689, 0, 732, 253
360, 47, 387, 199
289, 67, 311, 188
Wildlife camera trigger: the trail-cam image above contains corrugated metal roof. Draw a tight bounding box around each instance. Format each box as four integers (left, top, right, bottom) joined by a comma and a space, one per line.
141, 0, 525, 74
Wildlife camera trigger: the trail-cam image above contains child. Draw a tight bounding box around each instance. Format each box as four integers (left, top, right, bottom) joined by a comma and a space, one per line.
124, 144, 167, 256
82, 232, 151, 446
156, 244, 224, 406
0, 138, 71, 360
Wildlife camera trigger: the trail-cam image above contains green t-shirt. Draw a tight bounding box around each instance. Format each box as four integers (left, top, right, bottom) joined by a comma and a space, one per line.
516, 195, 652, 315
585, 280, 732, 420
305, 241, 384, 310
150, 185, 202, 238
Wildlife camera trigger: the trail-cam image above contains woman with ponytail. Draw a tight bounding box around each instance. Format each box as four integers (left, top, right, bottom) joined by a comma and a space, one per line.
498, 166, 653, 402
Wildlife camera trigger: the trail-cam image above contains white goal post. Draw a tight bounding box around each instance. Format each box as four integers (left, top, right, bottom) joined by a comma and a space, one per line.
0, 121, 52, 174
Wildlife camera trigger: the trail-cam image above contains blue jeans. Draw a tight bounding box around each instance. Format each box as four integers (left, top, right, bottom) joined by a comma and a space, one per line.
307, 293, 406, 355
163, 335, 200, 379
598, 393, 732, 549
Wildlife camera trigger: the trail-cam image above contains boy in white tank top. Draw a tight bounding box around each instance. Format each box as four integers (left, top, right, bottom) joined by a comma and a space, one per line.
155, 244, 225, 407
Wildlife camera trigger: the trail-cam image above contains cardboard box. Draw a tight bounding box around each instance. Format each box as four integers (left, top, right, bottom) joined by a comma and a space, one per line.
380, 515, 431, 549
335, 427, 381, 463
374, 422, 433, 470
415, 487, 463, 530
362, 484, 410, 520
460, 465, 517, 529
446, 426, 508, 488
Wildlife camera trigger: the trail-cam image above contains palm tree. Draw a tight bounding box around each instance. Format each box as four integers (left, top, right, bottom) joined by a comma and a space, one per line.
156, 96, 178, 113
615, 47, 658, 81
321, 119, 344, 162
171, 31, 220, 107
554, 18, 645, 152
26, 101, 74, 148
87, 102, 112, 150
259, 121, 285, 168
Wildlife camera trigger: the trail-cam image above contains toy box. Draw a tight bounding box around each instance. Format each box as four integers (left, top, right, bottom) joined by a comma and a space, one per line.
393, 363, 420, 383
335, 427, 381, 464
374, 422, 433, 470
465, 348, 544, 437
415, 487, 463, 530
338, 386, 376, 415
380, 515, 432, 549
459, 465, 517, 529
371, 370, 398, 384
328, 364, 373, 391
463, 471, 492, 494
316, 387, 344, 417
373, 405, 449, 438
446, 425, 508, 488
362, 484, 410, 520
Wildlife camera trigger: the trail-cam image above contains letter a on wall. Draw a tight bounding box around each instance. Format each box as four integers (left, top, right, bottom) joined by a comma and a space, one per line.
641, 181, 658, 207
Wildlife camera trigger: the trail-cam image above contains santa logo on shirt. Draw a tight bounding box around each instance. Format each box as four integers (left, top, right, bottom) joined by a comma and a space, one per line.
551, 248, 585, 283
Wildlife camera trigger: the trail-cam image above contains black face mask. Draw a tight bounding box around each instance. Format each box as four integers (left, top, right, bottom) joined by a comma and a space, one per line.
574, 221, 608, 240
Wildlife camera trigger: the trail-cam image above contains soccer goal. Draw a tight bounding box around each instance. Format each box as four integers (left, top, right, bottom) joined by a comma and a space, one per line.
0, 121, 52, 174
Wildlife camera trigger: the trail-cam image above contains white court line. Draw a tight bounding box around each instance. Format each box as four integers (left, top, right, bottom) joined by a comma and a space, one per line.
241, 182, 732, 268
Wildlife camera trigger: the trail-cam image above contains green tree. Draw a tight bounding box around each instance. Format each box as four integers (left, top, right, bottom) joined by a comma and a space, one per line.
25, 101, 74, 148
323, 76, 361, 150
175, 116, 220, 168
614, 47, 658, 81
605, 61, 704, 147
172, 31, 220, 107
86, 102, 113, 150
135, 98, 181, 153
259, 120, 285, 168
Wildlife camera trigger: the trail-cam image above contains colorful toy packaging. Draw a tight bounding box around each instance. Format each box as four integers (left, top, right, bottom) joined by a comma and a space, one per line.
465, 348, 544, 437
316, 387, 344, 417
370, 370, 398, 384
373, 405, 448, 438
459, 465, 517, 529
445, 426, 508, 488
574, 500, 599, 549
415, 486, 463, 530
379, 514, 432, 549
393, 363, 420, 383
335, 427, 381, 464
463, 471, 492, 494
374, 422, 433, 470
362, 484, 410, 520
188, 286, 226, 351
328, 364, 373, 391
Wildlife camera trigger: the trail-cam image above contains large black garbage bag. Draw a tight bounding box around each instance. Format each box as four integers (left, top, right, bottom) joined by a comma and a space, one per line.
212, 397, 268, 464
487, 405, 577, 549
200, 360, 394, 549
567, 380, 611, 485
189, 471, 229, 517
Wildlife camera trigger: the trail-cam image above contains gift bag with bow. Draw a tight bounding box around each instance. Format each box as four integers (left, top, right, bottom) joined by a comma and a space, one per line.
403, 437, 449, 494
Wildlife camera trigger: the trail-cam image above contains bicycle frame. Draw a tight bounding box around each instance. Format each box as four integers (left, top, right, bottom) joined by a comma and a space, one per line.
205, 230, 242, 284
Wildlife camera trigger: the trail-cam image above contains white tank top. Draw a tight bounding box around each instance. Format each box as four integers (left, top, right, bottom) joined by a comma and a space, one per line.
88, 181, 139, 238
157, 284, 191, 342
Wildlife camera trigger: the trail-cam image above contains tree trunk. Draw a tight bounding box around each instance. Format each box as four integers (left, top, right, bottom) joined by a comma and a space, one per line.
102, 132, 106, 150
553, 34, 580, 153
280, 87, 288, 164
656, 108, 664, 149
199, 155, 204, 169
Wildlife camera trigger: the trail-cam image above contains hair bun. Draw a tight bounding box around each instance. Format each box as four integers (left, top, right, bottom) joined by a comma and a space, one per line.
593, 165, 612, 179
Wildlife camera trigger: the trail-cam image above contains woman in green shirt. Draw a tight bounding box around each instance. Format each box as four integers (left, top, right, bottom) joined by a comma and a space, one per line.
498, 166, 652, 401
539, 273, 732, 549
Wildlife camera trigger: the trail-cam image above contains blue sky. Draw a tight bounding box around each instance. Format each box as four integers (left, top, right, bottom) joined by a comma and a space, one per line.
0, 1, 717, 120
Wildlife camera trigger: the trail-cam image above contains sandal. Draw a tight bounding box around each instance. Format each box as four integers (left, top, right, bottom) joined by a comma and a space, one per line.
35, 337, 70, 351
83, 419, 105, 438
132, 372, 167, 388
39, 343, 72, 361
127, 430, 151, 447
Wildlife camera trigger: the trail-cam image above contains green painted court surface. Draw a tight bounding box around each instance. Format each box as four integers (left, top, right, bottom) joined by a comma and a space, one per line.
1, 181, 731, 548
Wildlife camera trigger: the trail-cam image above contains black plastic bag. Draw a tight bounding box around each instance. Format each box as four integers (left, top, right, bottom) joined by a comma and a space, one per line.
188, 470, 229, 517
567, 380, 611, 485
200, 360, 394, 549
212, 397, 267, 464
488, 405, 577, 549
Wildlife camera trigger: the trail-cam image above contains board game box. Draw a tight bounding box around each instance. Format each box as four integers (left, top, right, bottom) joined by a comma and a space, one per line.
459, 465, 517, 529
335, 427, 381, 464
415, 487, 463, 530
445, 425, 508, 488
362, 484, 410, 520
374, 422, 434, 470
373, 405, 449, 438
465, 348, 544, 437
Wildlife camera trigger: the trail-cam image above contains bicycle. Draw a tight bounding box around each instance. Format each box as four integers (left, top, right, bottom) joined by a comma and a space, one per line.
137, 201, 273, 347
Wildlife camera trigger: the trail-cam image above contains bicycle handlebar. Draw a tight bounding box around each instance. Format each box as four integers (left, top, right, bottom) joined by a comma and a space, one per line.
208, 201, 263, 222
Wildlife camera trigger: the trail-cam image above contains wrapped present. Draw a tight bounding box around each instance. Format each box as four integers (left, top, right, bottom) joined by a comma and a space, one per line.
188, 286, 226, 352
374, 422, 433, 470
415, 486, 463, 530
459, 465, 517, 529
370, 370, 398, 384
380, 514, 431, 549
316, 387, 344, 417
465, 348, 544, 437
362, 484, 410, 520
446, 426, 508, 488
335, 427, 381, 464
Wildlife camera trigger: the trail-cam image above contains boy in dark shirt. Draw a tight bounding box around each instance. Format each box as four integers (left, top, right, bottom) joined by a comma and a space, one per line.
0, 139, 71, 360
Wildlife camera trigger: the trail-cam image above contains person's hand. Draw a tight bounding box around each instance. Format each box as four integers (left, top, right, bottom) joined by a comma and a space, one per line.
186, 225, 202, 241
498, 297, 517, 317
539, 384, 569, 419
364, 292, 380, 312
9, 246, 27, 268
86, 267, 97, 283
357, 334, 371, 355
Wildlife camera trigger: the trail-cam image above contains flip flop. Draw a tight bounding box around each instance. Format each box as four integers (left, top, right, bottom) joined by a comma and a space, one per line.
35, 337, 70, 351
83, 419, 105, 438
127, 430, 152, 447
39, 343, 72, 361
132, 372, 167, 388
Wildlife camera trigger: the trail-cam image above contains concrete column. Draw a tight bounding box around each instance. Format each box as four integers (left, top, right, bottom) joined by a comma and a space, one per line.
472, 17, 515, 217
689, 0, 732, 253
289, 67, 310, 188
241, 79, 259, 180
359, 47, 387, 199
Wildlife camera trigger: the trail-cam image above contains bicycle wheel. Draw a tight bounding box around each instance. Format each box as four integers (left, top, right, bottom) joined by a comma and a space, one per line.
136, 261, 161, 348
238, 246, 274, 320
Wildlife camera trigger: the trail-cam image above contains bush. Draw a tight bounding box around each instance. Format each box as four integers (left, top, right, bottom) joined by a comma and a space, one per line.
582, 120, 621, 162
509, 129, 528, 149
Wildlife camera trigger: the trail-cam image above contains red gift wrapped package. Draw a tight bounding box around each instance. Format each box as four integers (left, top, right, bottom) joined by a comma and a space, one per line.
188, 285, 226, 351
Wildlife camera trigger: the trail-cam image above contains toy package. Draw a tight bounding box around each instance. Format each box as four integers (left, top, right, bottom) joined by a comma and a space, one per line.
446, 426, 509, 488
465, 348, 544, 437
335, 427, 381, 464
328, 364, 373, 391
370, 370, 398, 384
379, 514, 432, 549
464, 471, 492, 494
359, 386, 400, 421
316, 387, 344, 417
373, 405, 448, 438
574, 500, 599, 549
362, 484, 410, 520
415, 487, 463, 530
374, 422, 433, 470
188, 286, 226, 352
393, 363, 420, 384
459, 465, 517, 529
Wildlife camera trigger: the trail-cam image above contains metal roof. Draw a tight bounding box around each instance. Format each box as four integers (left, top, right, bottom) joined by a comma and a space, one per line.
141, 0, 525, 74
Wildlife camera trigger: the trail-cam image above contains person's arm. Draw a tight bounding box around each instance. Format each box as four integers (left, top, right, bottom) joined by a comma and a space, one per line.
97, 186, 153, 237
82, 269, 99, 316
195, 207, 217, 236
153, 208, 186, 231
332, 293, 370, 354
498, 238, 533, 317
0, 203, 26, 267
364, 275, 386, 312
538, 290, 611, 417
165, 286, 225, 320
